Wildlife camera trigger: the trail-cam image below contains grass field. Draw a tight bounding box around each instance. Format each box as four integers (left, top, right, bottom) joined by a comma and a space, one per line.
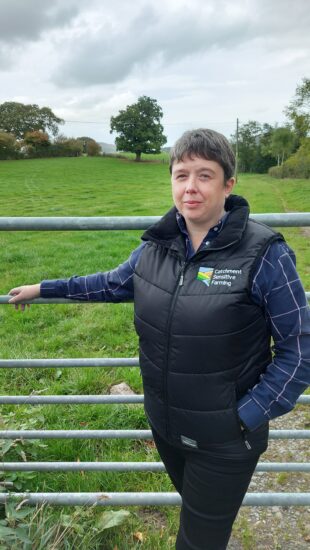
0, 156, 309, 548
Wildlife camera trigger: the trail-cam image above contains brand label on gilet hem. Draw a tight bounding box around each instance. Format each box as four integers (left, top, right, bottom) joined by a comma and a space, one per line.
181, 435, 198, 448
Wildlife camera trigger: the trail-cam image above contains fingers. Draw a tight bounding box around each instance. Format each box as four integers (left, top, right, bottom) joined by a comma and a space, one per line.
15, 303, 30, 312
7, 284, 40, 310
8, 286, 31, 310
8, 287, 21, 297
8, 292, 22, 304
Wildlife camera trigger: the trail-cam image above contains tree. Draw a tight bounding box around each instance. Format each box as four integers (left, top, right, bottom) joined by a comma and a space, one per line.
269, 137, 310, 179
0, 131, 19, 160
256, 123, 276, 172
269, 127, 295, 166
52, 135, 83, 157
231, 121, 261, 172
77, 136, 102, 156
24, 130, 50, 148
110, 96, 167, 161
0, 101, 63, 139
23, 130, 50, 158
284, 78, 310, 145
86, 139, 101, 156
231, 121, 276, 173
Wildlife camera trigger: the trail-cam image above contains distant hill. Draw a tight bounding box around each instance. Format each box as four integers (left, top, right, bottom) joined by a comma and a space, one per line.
99, 142, 116, 153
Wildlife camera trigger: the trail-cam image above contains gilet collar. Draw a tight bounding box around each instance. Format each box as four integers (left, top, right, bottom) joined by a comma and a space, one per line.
142, 195, 250, 253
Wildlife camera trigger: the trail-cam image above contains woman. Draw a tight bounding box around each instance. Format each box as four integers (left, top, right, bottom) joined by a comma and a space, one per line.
9, 129, 310, 550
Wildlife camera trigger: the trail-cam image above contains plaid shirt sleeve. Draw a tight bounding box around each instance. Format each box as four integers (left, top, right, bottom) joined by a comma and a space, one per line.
237, 240, 310, 431
40, 243, 146, 302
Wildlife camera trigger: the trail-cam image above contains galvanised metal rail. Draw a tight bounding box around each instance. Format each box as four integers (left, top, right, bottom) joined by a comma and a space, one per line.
0, 394, 308, 405
0, 462, 309, 472
0, 492, 309, 507
0, 212, 309, 230
0, 429, 308, 440
0, 213, 309, 507
0, 358, 139, 368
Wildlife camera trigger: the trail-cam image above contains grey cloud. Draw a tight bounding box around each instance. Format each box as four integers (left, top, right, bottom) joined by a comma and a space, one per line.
52, 0, 310, 88
0, 44, 12, 69
52, 5, 251, 87
244, 0, 310, 49
0, 0, 81, 43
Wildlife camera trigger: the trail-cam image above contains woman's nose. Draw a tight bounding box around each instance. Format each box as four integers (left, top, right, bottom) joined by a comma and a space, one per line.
185, 176, 198, 192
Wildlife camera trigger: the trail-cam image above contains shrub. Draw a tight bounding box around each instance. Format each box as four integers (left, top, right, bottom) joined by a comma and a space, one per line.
77, 136, 102, 156
86, 139, 101, 156
0, 132, 20, 160
269, 137, 310, 178
51, 135, 83, 157
268, 165, 284, 178
23, 131, 51, 158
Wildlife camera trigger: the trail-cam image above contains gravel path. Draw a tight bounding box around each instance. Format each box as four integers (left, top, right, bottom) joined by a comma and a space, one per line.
228, 406, 310, 549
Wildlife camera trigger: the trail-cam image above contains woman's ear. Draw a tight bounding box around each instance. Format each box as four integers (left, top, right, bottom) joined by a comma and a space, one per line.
225, 177, 235, 197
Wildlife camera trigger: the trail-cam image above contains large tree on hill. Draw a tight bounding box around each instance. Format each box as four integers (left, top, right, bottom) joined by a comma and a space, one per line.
0, 101, 64, 139
110, 96, 167, 161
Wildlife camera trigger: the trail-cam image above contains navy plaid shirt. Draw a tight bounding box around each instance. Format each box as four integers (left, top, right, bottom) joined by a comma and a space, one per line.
41, 214, 310, 431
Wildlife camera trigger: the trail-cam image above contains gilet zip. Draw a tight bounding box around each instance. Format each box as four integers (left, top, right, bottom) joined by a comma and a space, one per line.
162, 240, 240, 440
164, 261, 186, 439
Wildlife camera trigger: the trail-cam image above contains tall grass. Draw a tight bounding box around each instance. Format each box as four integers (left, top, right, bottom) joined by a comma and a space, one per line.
0, 156, 309, 548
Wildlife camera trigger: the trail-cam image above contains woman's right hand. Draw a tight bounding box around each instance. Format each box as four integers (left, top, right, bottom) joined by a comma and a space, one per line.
8, 284, 41, 310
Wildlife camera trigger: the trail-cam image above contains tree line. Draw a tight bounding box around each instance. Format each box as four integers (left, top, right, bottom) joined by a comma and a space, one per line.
231, 78, 309, 178
0, 102, 101, 160
0, 79, 308, 177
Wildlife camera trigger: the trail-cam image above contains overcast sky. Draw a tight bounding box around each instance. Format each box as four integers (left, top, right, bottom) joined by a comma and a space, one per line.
0, 0, 309, 145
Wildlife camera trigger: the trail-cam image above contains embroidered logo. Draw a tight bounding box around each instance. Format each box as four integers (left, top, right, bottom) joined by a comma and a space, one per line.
197, 267, 242, 288
197, 267, 214, 286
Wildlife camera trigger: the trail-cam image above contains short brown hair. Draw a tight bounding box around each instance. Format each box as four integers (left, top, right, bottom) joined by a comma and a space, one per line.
169, 128, 235, 182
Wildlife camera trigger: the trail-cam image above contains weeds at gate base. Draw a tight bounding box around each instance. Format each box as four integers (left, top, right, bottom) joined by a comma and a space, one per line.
0, 408, 47, 490
0, 499, 131, 549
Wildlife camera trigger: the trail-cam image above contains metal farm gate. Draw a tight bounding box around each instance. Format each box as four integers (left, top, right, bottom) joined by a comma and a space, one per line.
0, 213, 309, 507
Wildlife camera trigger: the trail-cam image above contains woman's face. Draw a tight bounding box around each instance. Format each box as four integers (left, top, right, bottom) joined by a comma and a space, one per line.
171, 155, 235, 230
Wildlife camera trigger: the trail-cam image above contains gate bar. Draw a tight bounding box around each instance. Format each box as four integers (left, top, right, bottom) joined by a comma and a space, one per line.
1, 293, 309, 303
0, 429, 308, 439
0, 395, 144, 404
0, 357, 309, 383
0, 213, 309, 231
0, 394, 308, 405
0, 358, 139, 368
0, 492, 309, 506
0, 461, 309, 472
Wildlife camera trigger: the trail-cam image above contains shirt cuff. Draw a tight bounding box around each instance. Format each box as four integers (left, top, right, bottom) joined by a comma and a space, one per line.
40, 280, 69, 298
237, 394, 270, 431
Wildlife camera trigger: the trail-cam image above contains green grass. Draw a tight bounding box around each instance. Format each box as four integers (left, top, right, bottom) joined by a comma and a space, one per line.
0, 156, 309, 548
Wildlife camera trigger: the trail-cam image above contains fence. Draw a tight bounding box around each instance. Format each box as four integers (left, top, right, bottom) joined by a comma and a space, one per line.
0, 213, 309, 507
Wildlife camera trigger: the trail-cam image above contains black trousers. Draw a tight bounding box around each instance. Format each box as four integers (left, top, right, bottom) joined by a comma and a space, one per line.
152, 423, 269, 550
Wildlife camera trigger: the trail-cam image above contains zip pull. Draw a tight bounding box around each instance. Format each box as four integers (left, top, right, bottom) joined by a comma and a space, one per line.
240, 420, 252, 450
241, 427, 252, 450
179, 265, 185, 286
